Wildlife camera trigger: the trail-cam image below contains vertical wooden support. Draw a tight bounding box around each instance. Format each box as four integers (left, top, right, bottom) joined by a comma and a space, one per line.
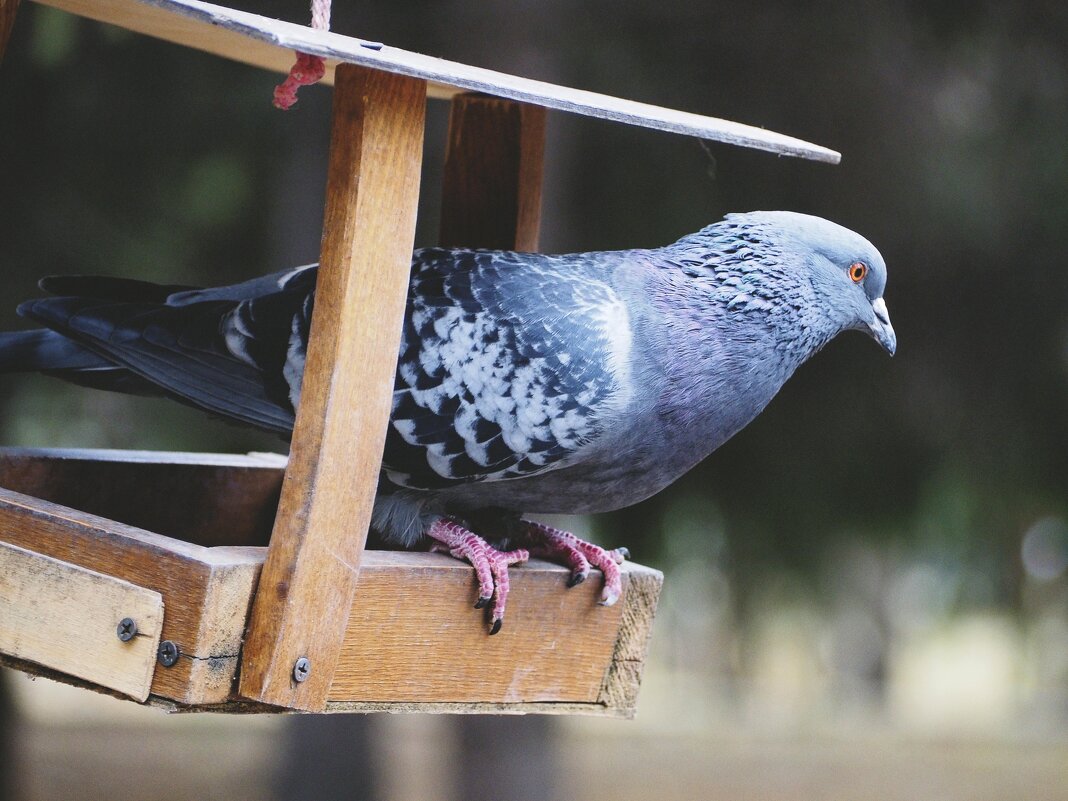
439, 93, 550, 768
239, 64, 426, 711
440, 93, 546, 251
0, 0, 20, 62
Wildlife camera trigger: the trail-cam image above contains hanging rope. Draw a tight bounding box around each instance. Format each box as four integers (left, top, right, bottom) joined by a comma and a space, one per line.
273, 0, 331, 110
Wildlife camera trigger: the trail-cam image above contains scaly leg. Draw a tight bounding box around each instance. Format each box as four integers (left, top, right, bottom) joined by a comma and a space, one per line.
519, 520, 628, 606
427, 517, 529, 635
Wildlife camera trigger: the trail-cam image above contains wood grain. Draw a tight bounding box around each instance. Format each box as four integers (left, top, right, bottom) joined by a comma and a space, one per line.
0, 448, 285, 547
0, 0, 18, 62
0, 540, 163, 701
330, 552, 633, 704
0, 487, 262, 704
30, 0, 840, 162
440, 94, 546, 252
598, 560, 662, 711
238, 64, 426, 711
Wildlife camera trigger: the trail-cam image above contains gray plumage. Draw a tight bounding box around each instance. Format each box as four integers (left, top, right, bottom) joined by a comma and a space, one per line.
0, 211, 896, 550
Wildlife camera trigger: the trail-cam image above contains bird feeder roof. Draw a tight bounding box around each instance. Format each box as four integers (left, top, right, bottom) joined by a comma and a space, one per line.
33, 0, 840, 163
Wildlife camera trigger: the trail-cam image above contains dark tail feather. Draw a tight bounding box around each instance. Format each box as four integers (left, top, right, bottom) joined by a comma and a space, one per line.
0, 329, 110, 372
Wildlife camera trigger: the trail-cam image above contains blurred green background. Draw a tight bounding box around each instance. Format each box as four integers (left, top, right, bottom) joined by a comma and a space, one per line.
1, 1, 1067, 799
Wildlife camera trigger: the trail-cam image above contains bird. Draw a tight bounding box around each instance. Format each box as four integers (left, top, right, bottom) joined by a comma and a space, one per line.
0, 211, 895, 633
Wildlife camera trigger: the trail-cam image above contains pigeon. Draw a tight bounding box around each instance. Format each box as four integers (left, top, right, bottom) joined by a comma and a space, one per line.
0, 211, 895, 633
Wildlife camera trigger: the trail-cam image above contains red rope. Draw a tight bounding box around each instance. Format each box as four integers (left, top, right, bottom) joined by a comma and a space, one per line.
273, 0, 331, 110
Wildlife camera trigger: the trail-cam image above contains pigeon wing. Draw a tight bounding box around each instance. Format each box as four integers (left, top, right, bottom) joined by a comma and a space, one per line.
383, 248, 629, 490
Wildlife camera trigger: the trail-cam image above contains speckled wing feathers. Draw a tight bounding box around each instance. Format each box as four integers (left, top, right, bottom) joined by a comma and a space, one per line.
383, 249, 628, 490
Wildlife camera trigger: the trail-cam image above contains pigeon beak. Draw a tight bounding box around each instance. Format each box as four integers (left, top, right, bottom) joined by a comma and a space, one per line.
868, 297, 897, 356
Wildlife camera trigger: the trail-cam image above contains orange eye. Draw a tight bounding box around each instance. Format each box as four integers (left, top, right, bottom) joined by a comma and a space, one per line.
849, 262, 868, 283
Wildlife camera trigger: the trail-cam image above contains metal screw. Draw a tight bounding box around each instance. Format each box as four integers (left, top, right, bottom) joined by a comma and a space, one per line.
158, 640, 180, 667
116, 617, 138, 642
293, 657, 311, 683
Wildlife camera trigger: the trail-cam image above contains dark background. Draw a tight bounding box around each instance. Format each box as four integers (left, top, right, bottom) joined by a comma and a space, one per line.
1, 1, 1066, 799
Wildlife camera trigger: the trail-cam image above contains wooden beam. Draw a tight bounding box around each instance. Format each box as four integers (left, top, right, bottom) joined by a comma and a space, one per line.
0, 487, 261, 704
0, 540, 163, 701
0, 0, 19, 62
238, 64, 426, 711
30, 0, 841, 163
440, 94, 546, 252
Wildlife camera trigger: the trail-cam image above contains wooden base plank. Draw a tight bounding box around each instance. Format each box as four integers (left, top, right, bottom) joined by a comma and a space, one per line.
329, 554, 659, 710
0, 540, 163, 701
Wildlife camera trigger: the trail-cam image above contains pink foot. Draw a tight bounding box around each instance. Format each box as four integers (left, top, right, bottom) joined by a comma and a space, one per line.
519, 521, 628, 606
427, 518, 528, 635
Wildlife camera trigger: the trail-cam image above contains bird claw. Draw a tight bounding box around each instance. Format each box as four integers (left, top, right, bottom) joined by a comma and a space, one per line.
519, 520, 627, 606
427, 517, 528, 634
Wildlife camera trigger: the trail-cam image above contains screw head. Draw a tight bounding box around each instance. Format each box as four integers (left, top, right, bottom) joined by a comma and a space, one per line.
293, 657, 311, 683
116, 617, 138, 642
157, 640, 180, 667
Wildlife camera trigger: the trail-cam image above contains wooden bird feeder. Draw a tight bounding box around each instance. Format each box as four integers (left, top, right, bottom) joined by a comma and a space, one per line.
0, 0, 840, 715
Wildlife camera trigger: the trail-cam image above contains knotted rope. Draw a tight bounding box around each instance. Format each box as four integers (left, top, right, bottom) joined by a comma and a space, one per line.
272, 0, 331, 110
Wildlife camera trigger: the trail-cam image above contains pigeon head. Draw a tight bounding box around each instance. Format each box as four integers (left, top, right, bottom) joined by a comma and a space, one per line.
728, 211, 897, 356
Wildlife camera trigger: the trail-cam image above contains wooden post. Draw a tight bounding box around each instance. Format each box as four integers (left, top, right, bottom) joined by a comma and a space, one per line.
239, 64, 426, 711
439, 92, 554, 795
0, 0, 20, 62
440, 93, 546, 252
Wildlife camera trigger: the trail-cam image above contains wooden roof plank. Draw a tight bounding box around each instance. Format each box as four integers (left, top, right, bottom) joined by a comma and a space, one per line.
33, 0, 841, 163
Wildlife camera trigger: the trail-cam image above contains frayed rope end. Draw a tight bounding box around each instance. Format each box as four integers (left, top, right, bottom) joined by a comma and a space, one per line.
273, 52, 327, 111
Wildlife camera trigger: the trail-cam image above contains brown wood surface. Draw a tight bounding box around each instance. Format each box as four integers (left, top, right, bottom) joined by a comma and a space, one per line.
0, 448, 285, 548
0, 540, 163, 701
239, 64, 426, 711
328, 553, 650, 705
0, 488, 262, 704
440, 94, 546, 252
0, 0, 19, 62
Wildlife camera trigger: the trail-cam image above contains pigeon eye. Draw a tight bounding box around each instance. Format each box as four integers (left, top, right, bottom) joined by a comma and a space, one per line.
849, 262, 868, 283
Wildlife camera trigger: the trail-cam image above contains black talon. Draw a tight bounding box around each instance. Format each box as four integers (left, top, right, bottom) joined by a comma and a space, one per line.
616, 547, 631, 559
489, 618, 503, 636
567, 572, 587, 588
474, 596, 491, 609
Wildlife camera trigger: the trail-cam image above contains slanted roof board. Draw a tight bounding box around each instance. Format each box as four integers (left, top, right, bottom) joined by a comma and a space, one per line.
32, 0, 841, 163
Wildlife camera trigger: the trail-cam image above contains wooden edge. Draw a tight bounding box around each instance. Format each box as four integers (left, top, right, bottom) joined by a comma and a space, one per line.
0, 540, 164, 701
598, 563, 663, 714
0, 487, 262, 704
0, 0, 20, 62
183, 547, 263, 701
0, 447, 287, 467
30, 0, 841, 162
146, 698, 629, 717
